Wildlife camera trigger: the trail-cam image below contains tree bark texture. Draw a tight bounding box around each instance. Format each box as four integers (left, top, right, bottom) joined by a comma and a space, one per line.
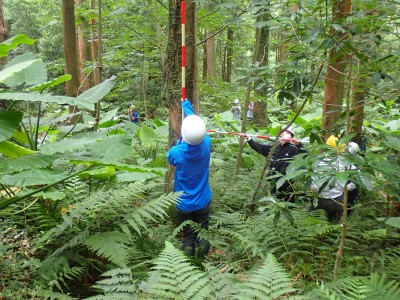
350, 60, 367, 146
322, 0, 351, 137
205, 29, 216, 78
184, 0, 199, 112
225, 27, 233, 82
76, 0, 93, 93
62, 0, 80, 98
202, 36, 207, 80
253, 7, 270, 127
0, 0, 8, 75
166, 0, 182, 145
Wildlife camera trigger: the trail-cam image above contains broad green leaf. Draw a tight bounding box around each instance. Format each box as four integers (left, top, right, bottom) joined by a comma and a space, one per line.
0, 169, 67, 186
385, 217, 400, 228
292, 75, 301, 96
79, 166, 116, 179
0, 92, 86, 108
306, 27, 320, 43
386, 135, 400, 151
0, 59, 37, 83
0, 141, 36, 158
335, 172, 348, 188
28, 74, 72, 92
0, 34, 35, 58
99, 108, 118, 123
74, 76, 116, 107
373, 72, 381, 85
384, 119, 400, 131
40, 131, 105, 154
153, 118, 166, 127
331, 24, 345, 33
0, 153, 56, 173
2, 53, 47, 86
358, 173, 373, 190
139, 126, 159, 147
98, 108, 119, 128
36, 191, 66, 201
0, 111, 23, 142
84, 135, 133, 163
116, 171, 159, 182
12, 131, 30, 144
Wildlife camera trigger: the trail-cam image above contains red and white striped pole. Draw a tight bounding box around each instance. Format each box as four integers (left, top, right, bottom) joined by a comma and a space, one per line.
181, 0, 186, 102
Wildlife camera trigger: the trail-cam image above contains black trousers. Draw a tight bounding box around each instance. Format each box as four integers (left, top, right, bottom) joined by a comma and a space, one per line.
177, 203, 210, 259
310, 189, 359, 221
271, 179, 295, 202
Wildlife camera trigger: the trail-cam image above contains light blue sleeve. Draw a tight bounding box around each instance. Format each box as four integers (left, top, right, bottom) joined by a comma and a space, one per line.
181, 100, 195, 117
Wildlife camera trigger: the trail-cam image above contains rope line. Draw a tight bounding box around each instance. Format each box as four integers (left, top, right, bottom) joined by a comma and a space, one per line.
206, 129, 309, 143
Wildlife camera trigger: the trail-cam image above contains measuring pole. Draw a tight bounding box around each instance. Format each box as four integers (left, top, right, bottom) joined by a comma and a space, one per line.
181, 0, 186, 102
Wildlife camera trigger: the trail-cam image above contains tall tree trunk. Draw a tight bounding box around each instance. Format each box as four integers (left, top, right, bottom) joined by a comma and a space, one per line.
253, 6, 270, 127
0, 0, 8, 66
322, 0, 351, 137
62, 0, 81, 123
205, 29, 216, 78
0, 0, 8, 109
92, 0, 102, 130
166, 0, 183, 141
185, 0, 199, 111
202, 33, 207, 80
225, 27, 233, 82
350, 59, 367, 147
235, 7, 266, 173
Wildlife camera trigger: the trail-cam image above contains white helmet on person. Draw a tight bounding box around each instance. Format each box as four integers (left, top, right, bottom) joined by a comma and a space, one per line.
181, 115, 206, 145
348, 142, 360, 154
284, 126, 295, 137
233, 99, 240, 104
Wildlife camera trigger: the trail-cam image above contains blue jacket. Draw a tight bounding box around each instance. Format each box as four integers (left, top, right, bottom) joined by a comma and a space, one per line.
166, 100, 212, 211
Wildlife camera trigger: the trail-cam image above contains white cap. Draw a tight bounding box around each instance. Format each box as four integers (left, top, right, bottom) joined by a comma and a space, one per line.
348, 142, 360, 154
285, 126, 295, 137
181, 115, 206, 145
130, 105, 135, 109
233, 99, 240, 104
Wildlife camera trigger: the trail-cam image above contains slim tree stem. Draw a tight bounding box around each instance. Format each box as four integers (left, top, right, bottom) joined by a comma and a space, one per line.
334, 184, 348, 280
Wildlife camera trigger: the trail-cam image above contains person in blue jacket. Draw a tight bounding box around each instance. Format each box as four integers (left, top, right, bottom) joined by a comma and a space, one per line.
129, 105, 139, 123
166, 99, 212, 259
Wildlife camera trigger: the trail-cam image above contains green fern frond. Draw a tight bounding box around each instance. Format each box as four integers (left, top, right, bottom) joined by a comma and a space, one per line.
38, 183, 177, 245
47, 266, 86, 292
83, 231, 129, 267
49, 230, 90, 258
234, 253, 298, 300
36, 288, 77, 300
309, 273, 400, 300
204, 263, 238, 299
141, 241, 213, 300
305, 282, 341, 300
86, 268, 137, 299
364, 272, 400, 300
123, 192, 179, 235
64, 176, 88, 202
85, 294, 135, 300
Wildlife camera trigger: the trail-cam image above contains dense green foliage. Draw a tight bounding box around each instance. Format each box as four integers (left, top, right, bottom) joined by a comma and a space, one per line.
1, 0, 400, 299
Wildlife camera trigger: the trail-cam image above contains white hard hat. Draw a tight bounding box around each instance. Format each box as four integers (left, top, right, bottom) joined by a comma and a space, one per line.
348, 142, 360, 154
284, 126, 295, 137
181, 115, 206, 145
233, 99, 240, 104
